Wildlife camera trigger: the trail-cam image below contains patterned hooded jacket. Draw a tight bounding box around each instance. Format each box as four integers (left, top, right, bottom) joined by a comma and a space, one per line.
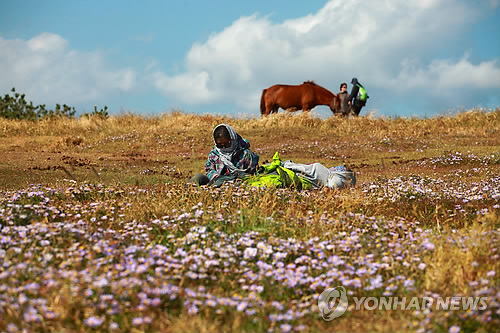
205, 124, 259, 181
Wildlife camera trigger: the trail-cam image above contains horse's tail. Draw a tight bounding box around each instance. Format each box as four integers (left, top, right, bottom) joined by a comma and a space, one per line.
260, 89, 267, 116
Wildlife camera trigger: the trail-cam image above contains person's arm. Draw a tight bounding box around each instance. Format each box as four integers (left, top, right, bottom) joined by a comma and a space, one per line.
205, 150, 226, 181
349, 85, 359, 103
234, 149, 260, 174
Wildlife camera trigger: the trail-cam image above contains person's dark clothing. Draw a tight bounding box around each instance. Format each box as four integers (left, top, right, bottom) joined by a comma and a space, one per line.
338, 90, 350, 116
188, 173, 210, 186
351, 103, 364, 116
348, 77, 367, 116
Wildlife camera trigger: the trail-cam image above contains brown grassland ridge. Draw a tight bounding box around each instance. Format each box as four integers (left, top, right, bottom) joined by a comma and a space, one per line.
0, 108, 499, 333
0, 108, 498, 189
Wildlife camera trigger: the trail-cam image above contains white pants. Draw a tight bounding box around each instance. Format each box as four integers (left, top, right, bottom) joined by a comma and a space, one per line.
281, 161, 356, 189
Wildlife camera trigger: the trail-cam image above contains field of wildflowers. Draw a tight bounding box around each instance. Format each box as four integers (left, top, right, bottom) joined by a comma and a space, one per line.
0, 109, 499, 332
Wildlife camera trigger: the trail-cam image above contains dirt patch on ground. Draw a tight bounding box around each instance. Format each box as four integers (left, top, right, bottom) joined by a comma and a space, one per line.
61, 155, 94, 167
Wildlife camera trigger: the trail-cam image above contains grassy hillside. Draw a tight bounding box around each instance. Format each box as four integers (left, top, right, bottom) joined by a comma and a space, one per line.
0, 109, 499, 332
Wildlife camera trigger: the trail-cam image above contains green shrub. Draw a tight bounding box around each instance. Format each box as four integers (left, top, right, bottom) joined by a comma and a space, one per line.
0, 88, 76, 120
81, 105, 109, 119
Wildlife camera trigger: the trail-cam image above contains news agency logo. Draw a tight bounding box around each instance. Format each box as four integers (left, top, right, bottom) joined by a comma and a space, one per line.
318, 286, 348, 321
318, 286, 489, 321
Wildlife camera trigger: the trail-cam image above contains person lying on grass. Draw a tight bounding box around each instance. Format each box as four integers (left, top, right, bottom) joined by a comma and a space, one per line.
245, 152, 356, 190
189, 124, 260, 187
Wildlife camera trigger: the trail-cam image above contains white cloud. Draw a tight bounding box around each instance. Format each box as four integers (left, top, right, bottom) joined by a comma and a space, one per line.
153, 70, 217, 103
0, 32, 136, 106
27, 33, 68, 52
152, 0, 499, 115
393, 56, 500, 94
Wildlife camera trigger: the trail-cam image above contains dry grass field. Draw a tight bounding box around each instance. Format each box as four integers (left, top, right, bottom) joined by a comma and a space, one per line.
0, 109, 499, 332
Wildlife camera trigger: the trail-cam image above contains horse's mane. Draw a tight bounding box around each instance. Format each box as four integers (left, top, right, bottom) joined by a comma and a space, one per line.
303, 80, 334, 96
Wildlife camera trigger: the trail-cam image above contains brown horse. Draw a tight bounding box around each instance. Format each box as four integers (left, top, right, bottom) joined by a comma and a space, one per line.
260, 81, 341, 116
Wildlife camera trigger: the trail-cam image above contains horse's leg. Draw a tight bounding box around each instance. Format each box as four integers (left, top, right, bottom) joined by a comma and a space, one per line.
267, 105, 273, 115
302, 103, 311, 113
264, 102, 273, 115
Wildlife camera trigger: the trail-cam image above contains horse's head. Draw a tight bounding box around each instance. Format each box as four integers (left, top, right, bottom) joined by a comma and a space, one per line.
330, 94, 341, 114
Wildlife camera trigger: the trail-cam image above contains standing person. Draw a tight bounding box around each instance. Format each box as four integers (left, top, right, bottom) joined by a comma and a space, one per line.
348, 77, 369, 116
188, 124, 259, 186
338, 82, 350, 116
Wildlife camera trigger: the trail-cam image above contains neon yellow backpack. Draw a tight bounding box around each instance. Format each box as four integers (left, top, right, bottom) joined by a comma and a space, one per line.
244, 152, 313, 190
357, 84, 368, 102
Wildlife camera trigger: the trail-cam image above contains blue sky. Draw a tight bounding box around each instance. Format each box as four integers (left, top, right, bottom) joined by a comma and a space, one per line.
1, 0, 499, 118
